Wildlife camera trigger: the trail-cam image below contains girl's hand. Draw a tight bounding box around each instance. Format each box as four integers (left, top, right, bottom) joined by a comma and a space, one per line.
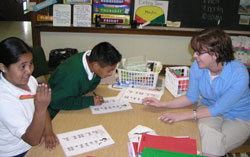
40, 132, 59, 151
34, 83, 51, 112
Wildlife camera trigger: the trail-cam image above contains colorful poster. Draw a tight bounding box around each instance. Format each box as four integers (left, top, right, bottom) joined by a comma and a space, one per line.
93, 4, 130, 15
134, 0, 169, 25
93, 0, 131, 5
93, 13, 130, 24
33, 0, 57, 12
64, 0, 91, 4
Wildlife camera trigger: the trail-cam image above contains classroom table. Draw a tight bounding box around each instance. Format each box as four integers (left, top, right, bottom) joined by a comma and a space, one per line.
26, 85, 201, 157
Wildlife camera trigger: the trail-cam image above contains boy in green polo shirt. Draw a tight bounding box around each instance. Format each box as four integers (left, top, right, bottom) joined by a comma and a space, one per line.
48, 42, 122, 119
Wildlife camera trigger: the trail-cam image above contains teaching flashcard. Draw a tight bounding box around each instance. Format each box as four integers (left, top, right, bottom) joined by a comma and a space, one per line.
134, 0, 169, 24
57, 125, 115, 156
118, 87, 163, 104
73, 5, 91, 27
90, 97, 132, 114
53, 4, 71, 26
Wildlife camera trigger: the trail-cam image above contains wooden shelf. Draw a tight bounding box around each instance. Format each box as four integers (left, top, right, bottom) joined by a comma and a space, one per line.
31, 13, 250, 46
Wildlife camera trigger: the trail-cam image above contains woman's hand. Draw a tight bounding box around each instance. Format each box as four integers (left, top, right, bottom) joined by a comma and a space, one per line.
158, 111, 192, 124
142, 97, 166, 107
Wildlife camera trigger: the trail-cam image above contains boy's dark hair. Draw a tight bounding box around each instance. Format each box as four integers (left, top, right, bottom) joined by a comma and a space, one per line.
0, 37, 32, 68
191, 27, 234, 63
88, 42, 122, 67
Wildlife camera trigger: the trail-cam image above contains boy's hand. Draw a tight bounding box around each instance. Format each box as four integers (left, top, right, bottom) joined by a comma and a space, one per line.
94, 95, 104, 105
34, 83, 51, 112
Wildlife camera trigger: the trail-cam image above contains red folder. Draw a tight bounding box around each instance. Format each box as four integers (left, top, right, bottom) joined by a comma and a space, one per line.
138, 134, 197, 155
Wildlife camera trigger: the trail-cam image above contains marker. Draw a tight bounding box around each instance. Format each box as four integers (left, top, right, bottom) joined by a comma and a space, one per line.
93, 92, 97, 96
19, 94, 36, 100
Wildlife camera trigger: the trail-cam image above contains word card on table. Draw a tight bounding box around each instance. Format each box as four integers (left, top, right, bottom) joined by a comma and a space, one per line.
119, 87, 163, 104
90, 97, 132, 114
57, 125, 115, 156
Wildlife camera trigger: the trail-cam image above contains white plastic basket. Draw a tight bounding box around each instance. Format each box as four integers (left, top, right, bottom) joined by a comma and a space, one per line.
117, 60, 162, 89
165, 66, 189, 97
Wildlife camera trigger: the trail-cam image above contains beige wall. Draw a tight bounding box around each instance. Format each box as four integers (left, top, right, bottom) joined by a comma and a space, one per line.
41, 32, 194, 66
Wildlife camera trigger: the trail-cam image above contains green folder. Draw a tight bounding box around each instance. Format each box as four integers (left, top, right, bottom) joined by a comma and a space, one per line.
141, 147, 206, 157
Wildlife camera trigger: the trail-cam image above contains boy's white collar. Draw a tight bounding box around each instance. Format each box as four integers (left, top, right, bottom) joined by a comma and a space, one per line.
82, 50, 95, 80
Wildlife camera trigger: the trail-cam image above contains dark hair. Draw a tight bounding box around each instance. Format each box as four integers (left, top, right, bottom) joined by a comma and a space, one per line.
0, 37, 32, 68
88, 42, 122, 67
191, 27, 234, 63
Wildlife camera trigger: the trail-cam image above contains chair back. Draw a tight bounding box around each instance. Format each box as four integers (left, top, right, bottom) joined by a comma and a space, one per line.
32, 46, 49, 78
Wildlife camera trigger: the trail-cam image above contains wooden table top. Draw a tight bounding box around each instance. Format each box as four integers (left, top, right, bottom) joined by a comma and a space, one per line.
26, 85, 201, 157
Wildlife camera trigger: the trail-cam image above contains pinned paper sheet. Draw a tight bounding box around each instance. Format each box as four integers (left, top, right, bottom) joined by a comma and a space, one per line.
73, 5, 91, 27
166, 21, 181, 27
53, 4, 71, 26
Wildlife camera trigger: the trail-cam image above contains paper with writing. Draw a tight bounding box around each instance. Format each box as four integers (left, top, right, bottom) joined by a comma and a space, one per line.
57, 125, 115, 156
53, 4, 71, 26
73, 5, 91, 27
90, 97, 132, 114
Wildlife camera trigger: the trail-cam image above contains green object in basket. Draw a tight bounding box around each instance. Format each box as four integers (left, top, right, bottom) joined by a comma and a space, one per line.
173, 70, 182, 75
124, 56, 147, 72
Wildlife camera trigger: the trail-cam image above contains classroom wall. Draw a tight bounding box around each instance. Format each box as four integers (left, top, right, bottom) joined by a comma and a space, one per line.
41, 32, 194, 66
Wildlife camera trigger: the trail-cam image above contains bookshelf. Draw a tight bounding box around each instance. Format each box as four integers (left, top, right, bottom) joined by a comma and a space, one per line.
31, 12, 250, 47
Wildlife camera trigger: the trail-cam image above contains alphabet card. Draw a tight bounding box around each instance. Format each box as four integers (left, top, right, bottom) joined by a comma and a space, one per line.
73, 4, 91, 27
118, 87, 163, 104
53, 4, 71, 26
90, 97, 132, 114
57, 125, 115, 156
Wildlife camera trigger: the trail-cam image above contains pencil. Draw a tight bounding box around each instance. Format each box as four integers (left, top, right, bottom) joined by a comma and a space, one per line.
93, 92, 97, 96
19, 94, 36, 100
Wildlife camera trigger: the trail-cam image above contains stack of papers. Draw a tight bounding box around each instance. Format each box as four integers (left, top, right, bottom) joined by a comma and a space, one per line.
127, 125, 157, 157
128, 130, 202, 157
138, 134, 197, 155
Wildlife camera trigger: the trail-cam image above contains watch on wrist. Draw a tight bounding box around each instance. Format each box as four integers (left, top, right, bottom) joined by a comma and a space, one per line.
193, 109, 197, 121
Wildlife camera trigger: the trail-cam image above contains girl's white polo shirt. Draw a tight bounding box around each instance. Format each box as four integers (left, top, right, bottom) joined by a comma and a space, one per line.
0, 73, 37, 156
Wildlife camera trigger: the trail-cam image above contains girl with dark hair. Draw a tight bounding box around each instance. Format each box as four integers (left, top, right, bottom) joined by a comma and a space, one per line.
143, 28, 250, 156
0, 37, 58, 157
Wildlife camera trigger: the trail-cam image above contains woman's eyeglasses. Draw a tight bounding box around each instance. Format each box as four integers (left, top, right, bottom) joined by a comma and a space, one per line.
194, 51, 207, 56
